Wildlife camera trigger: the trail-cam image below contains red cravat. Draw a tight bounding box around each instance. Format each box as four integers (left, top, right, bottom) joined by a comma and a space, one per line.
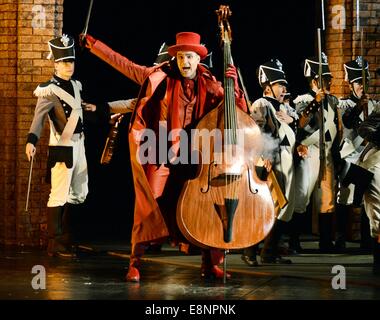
183, 79, 195, 100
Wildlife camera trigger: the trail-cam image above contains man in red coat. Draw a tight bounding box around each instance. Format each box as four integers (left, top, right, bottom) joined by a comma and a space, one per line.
82, 32, 247, 282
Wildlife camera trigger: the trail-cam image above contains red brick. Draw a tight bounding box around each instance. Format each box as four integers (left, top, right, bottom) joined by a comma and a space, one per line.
33, 59, 52, 67
2, 19, 17, 27
32, 75, 50, 83
0, 8, 17, 16
17, 74, 32, 82
18, 28, 33, 36
18, 51, 41, 59
18, 66, 42, 75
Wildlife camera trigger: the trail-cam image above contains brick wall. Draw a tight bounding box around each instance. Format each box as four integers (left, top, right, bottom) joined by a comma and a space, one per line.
326, 0, 380, 99
0, 0, 63, 246
0, 0, 17, 246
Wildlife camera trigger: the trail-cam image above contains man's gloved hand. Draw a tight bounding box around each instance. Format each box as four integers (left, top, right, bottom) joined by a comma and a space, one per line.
297, 144, 308, 159
358, 93, 369, 111
315, 88, 325, 103
225, 64, 241, 97
109, 113, 124, 126
79, 33, 96, 49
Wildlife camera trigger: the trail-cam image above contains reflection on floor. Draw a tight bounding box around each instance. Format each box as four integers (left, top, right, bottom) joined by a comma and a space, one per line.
1, 240, 379, 301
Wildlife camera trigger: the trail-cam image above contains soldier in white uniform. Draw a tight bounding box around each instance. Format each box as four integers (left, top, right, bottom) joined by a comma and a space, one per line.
291, 53, 341, 253
25, 35, 96, 257
356, 113, 380, 275
335, 57, 380, 251
246, 59, 297, 264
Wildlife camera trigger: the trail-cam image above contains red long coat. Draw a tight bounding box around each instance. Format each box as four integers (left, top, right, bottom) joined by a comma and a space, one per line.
90, 40, 247, 245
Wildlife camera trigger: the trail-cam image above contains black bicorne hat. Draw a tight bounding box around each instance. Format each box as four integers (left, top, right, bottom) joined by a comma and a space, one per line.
303, 52, 332, 79
154, 43, 172, 65
200, 51, 213, 69
257, 59, 287, 86
47, 34, 75, 62
344, 56, 370, 83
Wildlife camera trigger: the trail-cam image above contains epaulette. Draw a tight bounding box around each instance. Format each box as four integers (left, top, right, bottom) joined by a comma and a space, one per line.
293, 93, 313, 105
253, 97, 272, 109
337, 97, 356, 110
371, 99, 380, 112
33, 79, 56, 97
33, 78, 82, 97
73, 79, 82, 91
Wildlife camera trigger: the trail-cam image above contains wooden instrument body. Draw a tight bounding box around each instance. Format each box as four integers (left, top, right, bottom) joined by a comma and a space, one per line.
177, 104, 275, 249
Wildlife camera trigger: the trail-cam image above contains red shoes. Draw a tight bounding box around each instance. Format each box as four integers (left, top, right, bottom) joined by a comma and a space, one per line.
126, 265, 231, 282
201, 265, 231, 280
126, 266, 140, 282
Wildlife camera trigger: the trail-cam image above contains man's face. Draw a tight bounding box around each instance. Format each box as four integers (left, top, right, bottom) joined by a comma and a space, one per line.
352, 81, 364, 98
312, 76, 331, 93
55, 60, 75, 80
269, 82, 287, 103
322, 76, 332, 92
176, 51, 200, 79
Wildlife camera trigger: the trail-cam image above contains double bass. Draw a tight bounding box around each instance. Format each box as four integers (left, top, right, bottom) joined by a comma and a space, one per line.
176, 5, 275, 250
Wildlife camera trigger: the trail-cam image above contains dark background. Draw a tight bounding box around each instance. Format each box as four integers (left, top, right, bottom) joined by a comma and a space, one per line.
61, 0, 318, 241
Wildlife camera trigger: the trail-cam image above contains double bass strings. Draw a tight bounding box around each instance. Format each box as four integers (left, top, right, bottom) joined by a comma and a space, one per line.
223, 33, 240, 201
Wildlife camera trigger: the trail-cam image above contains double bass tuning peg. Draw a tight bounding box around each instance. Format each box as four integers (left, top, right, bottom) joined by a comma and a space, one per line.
216, 5, 233, 43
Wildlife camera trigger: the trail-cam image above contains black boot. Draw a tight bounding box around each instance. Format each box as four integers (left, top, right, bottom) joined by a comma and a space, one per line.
261, 220, 292, 264
335, 204, 348, 252
62, 203, 80, 247
288, 212, 304, 254
319, 213, 335, 253
372, 238, 380, 276
241, 244, 259, 267
47, 206, 72, 257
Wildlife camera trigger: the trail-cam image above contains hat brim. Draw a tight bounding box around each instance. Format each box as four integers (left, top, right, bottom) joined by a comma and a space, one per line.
271, 79, 288, 86
55, 56, 75, 62
168, 45, 208, 60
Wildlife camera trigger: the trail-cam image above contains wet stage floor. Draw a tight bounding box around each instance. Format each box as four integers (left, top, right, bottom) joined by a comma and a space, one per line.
1, 240, 380, 303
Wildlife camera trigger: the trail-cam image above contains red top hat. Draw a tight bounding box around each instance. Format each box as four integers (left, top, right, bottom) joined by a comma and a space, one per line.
168, 32, 208, 60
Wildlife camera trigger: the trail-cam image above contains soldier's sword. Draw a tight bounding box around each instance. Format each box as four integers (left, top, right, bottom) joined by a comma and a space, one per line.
25, 155, 34, 212
82, 0, 94, 37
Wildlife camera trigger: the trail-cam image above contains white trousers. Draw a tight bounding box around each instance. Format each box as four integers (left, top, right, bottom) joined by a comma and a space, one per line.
337, 148, 363, 205
362, 148, 380, 238
294, 145, 335, 214
47, 134, 88, 207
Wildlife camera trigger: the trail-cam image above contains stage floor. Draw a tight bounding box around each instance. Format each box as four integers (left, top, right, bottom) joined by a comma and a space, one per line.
1, 239, 380, 302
